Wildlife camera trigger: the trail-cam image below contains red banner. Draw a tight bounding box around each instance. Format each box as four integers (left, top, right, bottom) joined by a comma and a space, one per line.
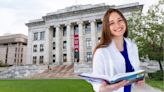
74, 34, 79, 52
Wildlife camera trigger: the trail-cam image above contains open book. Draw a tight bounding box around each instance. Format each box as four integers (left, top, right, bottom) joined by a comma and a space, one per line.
79, 70, 145, 85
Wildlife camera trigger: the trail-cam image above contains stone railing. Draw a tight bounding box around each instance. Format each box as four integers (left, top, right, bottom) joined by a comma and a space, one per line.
140, 61, 164, 73
74, 62, 92, 73
0, 65, 47, 79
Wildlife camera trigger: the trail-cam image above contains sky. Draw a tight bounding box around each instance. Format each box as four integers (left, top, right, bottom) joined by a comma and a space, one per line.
0, 0, 159, 36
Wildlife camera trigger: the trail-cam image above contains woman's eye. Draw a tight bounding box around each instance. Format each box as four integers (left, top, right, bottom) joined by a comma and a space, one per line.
109, 22, 114, 25
118, 19, 123, 22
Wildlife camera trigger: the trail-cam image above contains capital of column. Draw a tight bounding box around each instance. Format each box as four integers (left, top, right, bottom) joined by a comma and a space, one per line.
89, 19, 96, 23
65, 22, 72, 26
54, 24, 61, 28
44, 25, 51, 30
77, 21, 83, 24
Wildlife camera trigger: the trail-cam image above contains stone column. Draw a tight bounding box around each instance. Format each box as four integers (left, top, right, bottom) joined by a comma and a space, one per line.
90, 19, 97, 52
48, 27, 53, 64
26, 30, 33, 64
66, 23, 72, 64
16, 43, 19, 65
19, 43, 22, 65
55, 25, 62, 65
78, 21, 84, 63
44, 26, 50, 65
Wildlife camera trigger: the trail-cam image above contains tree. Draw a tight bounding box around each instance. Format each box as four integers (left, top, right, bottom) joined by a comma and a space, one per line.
128, 0, 164, 71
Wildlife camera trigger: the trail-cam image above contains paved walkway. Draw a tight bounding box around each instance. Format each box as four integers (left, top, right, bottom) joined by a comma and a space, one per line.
132, 84, 163, 92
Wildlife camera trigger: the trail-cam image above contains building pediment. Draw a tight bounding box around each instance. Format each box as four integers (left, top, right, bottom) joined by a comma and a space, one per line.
43, 5, 113, 21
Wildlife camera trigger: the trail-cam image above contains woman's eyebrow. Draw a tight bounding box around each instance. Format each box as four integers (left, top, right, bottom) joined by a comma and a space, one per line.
118, 17, 123, 20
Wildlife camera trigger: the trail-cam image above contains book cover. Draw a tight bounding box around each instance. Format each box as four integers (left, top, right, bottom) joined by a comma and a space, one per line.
79, 70, 145, 85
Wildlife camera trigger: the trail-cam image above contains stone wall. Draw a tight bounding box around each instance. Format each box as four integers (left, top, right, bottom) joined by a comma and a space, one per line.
0, 65, 47, 79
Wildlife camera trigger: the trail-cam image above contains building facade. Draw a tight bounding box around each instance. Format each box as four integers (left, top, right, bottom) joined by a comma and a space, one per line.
0, 34, 27, 65
26, 3, 143, 65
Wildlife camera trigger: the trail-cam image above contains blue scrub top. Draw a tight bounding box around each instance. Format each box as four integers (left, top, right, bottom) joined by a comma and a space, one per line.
120, 39, 134, 92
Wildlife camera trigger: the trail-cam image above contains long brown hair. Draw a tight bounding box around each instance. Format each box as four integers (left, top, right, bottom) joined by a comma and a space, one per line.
93, 8, 128, 55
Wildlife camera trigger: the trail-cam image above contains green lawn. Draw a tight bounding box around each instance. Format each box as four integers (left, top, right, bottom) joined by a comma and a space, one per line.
146, 79, 164, 91
1, 78, 163, 92
0, 79, 94, 92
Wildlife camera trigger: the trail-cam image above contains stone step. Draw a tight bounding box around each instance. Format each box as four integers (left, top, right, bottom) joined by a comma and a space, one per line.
30, 64, 76, 78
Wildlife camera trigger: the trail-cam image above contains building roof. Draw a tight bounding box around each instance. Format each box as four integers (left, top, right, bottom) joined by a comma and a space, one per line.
0, 34, 28, 44
25, 2, 143, 27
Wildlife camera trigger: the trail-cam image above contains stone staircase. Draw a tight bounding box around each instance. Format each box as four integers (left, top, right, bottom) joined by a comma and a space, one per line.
74, 62, 92, 73
0, 63, 93, 79
30, 64, 79, 79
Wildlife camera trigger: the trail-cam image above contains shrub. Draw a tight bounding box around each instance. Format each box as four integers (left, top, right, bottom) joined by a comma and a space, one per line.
148, 70, 164, 81
0, 60, 11, 67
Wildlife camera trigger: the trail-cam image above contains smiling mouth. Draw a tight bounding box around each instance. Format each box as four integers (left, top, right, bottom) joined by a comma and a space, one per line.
115, 28, 123, 32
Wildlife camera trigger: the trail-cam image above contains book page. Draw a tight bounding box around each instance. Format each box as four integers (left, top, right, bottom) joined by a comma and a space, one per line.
79, 70, 145, 84
111, 70, 145, 81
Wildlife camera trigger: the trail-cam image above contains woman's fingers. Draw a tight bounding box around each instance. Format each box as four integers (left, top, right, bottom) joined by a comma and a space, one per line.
102, 80, 107, 86
100, 80, 129, 92
136, 80, 144, 87
110, 80, 129, 90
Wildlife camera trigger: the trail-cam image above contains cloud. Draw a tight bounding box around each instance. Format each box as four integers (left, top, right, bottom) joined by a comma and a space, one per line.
0, 8, 16, 35
0, 0, 159, 36
0, 0, 44, 36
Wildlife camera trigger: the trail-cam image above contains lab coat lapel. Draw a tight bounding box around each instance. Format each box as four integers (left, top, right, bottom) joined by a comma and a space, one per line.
108, 40, 126, 74
124, 38, 137, 71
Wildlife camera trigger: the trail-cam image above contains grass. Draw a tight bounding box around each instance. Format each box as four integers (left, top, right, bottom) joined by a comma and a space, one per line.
146, 78, 164, 91
0, 79, 94, 92
0, 78, 163, 92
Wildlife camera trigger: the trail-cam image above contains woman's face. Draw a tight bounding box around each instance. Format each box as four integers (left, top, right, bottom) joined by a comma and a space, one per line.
109, 12, 126, 38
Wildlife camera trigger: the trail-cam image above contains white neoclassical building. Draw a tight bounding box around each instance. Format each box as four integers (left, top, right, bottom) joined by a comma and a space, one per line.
26, 3, 143, 65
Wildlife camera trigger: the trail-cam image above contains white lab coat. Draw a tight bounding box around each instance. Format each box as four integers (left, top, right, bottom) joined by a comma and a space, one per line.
92, 38, 140, 92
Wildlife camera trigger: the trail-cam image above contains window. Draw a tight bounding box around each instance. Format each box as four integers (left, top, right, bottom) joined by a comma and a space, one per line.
63, 26, 67, 36
15, 48, 17, 52
40, 44, 44, 52
14, 59, 16, 63
39, 56, 44, 64
34, 32, 38, 40
33, 56, 37, 64
74, 25, 78, 35
63, 41, 67, 49
40, 31, 45, 40
86, 38, 91, 49
53, 28, 56, 37
97, 21, 102, 32
85, 23, 91, 34
33, 45, 37, 52
53, 54, 55, 63
98, 37, 101, 43
20, 59, 23, 64
63, 54, 67, 62
21, 48, 23, 52
53, 42, 55, 50
74, 52, 79, 62
87, 52, 92, 62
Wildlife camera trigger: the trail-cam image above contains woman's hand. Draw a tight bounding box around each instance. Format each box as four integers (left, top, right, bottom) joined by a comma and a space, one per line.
135, 79, 144, 87
99, 80, 129, 92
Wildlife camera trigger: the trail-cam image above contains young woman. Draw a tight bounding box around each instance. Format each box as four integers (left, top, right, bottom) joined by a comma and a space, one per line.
92, 8, 144, 92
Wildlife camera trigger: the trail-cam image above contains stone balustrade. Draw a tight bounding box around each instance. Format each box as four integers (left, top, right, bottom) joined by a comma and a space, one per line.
0, 65, 47, 79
